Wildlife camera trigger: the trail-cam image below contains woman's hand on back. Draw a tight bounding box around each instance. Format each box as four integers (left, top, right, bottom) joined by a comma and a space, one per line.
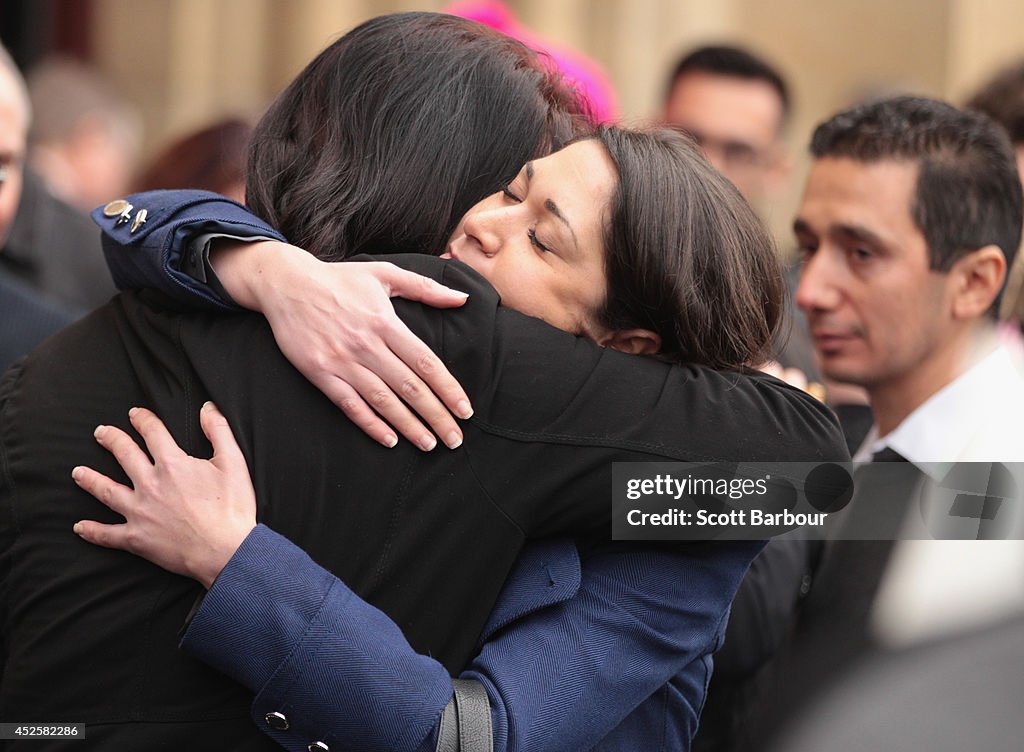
213, 241, 473, 450
72, 403, 256, 589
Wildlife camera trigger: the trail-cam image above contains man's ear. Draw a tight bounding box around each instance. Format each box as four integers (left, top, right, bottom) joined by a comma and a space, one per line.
950, 245, 1006, 320
598, 328, 662, 356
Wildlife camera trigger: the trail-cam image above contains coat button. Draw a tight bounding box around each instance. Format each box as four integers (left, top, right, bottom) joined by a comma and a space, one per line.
264, 711, 289, 731
102, 199, 131, 217
308, 743, 329, 752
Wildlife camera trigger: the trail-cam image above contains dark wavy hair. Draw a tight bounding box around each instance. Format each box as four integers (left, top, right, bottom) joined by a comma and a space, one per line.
245, 12, 588, 261
595, 126, 784, 368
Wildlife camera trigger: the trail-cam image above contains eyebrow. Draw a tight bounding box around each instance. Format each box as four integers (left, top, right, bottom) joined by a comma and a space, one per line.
793, 218, 886, 248
525, 162, 580, 251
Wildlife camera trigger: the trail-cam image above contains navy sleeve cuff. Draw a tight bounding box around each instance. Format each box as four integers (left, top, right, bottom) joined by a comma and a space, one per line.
180, 524, 340, 692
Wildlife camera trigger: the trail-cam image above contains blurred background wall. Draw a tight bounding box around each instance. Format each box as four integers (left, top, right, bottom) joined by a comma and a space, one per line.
4, 0, 1024, 239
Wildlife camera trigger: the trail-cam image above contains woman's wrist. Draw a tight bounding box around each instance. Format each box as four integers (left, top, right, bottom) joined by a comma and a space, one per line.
210, 240, 301, 312
192, 521, 258, 590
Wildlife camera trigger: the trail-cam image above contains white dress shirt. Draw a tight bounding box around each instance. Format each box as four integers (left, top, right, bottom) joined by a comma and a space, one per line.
853, 346, 1024, 646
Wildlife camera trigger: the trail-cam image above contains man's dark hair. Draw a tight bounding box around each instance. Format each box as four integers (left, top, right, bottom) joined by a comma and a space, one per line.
810, 96, 1022, 297
666, 44, 790, 127
966, 60, 1024, 146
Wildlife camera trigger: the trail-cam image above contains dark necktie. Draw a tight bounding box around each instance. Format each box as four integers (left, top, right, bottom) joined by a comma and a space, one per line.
871, 446, 908, 463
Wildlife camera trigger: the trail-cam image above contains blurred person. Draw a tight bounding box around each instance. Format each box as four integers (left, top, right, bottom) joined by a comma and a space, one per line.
663, 45, 791, 209
967, 59, 1024, 183
0, 13, 847, 751
659, 45, 823, 752
751, 95, 1024, 747
776, 615, 1024, 752
0, 42, 76, 370
134, 118, 252, 202
2, 165, 112, 310
1, 54, 117, 310
966, 59, 1024, 328
26, 56, 140, 212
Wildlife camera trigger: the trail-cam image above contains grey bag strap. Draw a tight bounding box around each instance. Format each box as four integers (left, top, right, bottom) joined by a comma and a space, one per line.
435, 679, 493, 752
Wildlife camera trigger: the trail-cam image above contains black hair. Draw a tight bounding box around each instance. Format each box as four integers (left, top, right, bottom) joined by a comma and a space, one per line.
666, 44, 790, 128
596, 126, 784, 368
245, 12, 588, 261
810, 96, 1022, 301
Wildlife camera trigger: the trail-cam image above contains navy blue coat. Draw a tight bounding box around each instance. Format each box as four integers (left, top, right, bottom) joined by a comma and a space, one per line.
185, 528, 761, 751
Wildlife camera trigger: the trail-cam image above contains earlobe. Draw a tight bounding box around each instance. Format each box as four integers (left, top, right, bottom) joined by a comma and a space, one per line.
951, 245, 1006, 320
600, 328, 662, 356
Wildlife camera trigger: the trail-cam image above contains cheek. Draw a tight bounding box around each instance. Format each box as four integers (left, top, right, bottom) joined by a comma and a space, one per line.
867, 285, 935, 357
0, 175, 22, 241
498, 264, 576, 329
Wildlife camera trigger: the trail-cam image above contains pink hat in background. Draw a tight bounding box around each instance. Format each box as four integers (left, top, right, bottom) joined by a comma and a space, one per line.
446, 0, 620, 123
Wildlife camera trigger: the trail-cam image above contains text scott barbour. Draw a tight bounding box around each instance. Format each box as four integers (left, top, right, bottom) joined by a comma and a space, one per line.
612, 462, 854, 541
626, 507, 827, 527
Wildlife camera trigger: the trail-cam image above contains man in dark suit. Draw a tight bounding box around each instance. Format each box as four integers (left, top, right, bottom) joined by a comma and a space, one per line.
748, 96, 1024, 749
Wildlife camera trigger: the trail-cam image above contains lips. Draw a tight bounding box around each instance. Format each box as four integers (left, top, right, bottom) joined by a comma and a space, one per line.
810, 329, 858, 354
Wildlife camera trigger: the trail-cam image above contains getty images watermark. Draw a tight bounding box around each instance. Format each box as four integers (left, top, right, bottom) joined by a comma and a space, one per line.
611, 462, 1024, 541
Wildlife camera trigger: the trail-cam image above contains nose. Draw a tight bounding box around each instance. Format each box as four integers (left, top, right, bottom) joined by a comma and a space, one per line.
795, 251, 842, 314
460, 198, 514, 258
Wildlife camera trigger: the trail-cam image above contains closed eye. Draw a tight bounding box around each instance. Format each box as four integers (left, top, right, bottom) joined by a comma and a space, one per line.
501, 184, 523, 203
528, 228, 553, 253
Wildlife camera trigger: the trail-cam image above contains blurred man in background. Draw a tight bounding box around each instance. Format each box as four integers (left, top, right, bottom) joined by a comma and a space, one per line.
0, 55, 120, 311
663, 45, 791, 211
966, 59, 1024, 327
0, 43, 75, 370
26, 56, 139, 213
667, 44, 826, 752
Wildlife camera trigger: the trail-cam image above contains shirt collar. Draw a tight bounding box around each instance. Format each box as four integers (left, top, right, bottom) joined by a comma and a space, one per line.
853, 347, 1018, 479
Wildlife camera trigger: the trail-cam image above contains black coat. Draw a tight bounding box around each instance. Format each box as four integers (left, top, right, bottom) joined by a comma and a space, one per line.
0, 255, 845, 750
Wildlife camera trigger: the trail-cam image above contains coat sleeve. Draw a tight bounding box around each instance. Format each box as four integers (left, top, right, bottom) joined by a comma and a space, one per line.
91, 190, 284, 312
181, 525, 762, 752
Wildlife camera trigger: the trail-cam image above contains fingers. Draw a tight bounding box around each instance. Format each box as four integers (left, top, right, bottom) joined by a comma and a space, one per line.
321, 379, 399, 449
316, 371, 444, 451
386, 332, 473, 423
128, 407, 187, 462
381, 264, 470, 309
375, 265, 475, 426
92, 424, 154, 483
378, 358, 463, 449
71, 465, 134, 515
72, 520, 131, 551
199, 402, 247, 468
